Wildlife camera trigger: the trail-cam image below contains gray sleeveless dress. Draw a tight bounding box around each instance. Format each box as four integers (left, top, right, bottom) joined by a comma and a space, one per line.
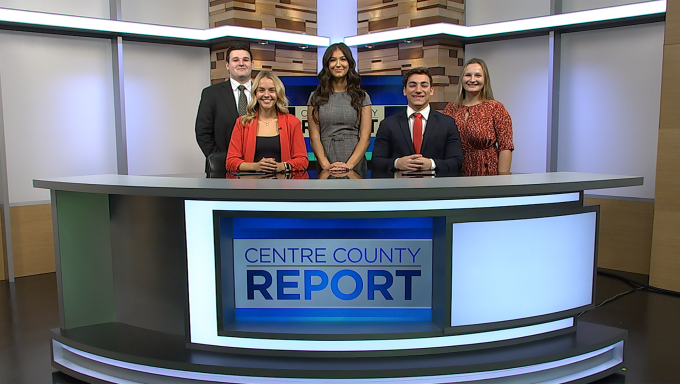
308, 91, 371, 174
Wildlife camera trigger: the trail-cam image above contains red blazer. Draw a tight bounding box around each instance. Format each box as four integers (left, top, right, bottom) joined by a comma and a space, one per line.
226, 112, 309, 173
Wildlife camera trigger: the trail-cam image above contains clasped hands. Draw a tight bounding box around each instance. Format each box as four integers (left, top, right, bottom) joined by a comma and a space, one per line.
254, 157, 285, 173
396, 154, 433, 171
325, 161, 353, 173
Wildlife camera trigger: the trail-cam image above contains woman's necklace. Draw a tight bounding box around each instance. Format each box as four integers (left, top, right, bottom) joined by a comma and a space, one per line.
260, 117, 277, 126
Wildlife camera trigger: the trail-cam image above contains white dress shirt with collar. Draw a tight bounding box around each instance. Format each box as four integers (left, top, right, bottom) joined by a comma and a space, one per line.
394, 104, 436, 170
229, 77, 252, 105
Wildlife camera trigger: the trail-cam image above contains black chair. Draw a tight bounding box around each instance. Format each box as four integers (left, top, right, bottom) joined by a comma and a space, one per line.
206, 152, 227, 178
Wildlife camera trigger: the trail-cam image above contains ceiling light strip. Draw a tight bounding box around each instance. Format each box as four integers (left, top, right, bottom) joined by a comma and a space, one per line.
0, 7, 330, 46
344, 0, 666, 46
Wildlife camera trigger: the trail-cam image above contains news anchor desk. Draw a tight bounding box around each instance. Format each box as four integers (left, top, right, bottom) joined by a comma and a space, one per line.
34, 172, 642, 384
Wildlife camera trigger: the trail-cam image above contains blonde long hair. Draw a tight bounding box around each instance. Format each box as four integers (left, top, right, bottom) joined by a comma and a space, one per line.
454, 58, 495, 109
240, 71, 290, 125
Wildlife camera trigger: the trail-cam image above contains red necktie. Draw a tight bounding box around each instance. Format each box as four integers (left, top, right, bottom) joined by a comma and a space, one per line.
413, 112, 423, 154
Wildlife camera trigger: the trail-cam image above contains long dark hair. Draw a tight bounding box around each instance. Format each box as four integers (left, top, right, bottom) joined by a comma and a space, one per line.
309, 43, 366, 124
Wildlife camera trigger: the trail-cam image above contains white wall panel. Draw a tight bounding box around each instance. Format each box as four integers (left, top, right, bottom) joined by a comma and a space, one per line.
465, 0, 550, 25
0, 0, 109, 18
0, 31, 117, 204
562, 0, 657, 13
464, 36, 550, 174
120, 0, 208, 29
558, 23, 663, 199
122, 41, 209, 176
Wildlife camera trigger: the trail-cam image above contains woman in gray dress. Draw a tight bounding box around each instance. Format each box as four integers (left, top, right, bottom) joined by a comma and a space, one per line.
307, 43, 372, 175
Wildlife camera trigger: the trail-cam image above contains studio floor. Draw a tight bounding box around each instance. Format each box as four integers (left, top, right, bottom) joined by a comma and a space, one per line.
1, 270, 679, 384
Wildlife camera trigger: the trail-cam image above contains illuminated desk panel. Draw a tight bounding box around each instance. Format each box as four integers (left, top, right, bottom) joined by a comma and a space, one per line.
35, 172, 641, 383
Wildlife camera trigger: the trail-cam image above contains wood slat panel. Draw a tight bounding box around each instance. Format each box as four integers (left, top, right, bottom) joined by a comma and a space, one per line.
650, 210, 680, 291
650, 3, 680, 291
665, 0, 680, 45
209, 0, 316, 34
359, 0, 464, 34
658, 44, 680, 131
211, 43, 317, 81
585, 198, 653, 275
654, 128, 680, 212
10, 204, 55, 278
358, 45, 464, 104
0, 214, 4, 280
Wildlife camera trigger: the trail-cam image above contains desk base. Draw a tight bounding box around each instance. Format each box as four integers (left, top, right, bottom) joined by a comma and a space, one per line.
51, 321, 625, 383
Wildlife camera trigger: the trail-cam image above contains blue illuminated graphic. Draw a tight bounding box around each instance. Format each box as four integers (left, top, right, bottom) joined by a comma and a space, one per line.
218, 217, 433, 323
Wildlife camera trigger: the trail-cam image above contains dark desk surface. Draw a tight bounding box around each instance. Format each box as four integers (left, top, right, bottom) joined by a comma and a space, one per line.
33, 172, 643, 202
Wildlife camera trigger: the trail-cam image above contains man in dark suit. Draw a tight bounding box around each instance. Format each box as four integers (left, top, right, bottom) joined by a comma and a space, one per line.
195, 44, 253, 173
372, 67, 463, 174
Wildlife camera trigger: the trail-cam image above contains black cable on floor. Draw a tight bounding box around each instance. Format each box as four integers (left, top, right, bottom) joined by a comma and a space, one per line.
579, 269, 680, 317
597, 269, 680, 298
578, 286, 644, 318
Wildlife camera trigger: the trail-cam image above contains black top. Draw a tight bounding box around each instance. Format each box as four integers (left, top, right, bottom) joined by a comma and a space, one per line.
253, 135, 281, 162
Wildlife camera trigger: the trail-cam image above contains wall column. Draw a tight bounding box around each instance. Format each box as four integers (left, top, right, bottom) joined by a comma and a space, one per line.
317, 0, 358, 71
0, 68, 14, 282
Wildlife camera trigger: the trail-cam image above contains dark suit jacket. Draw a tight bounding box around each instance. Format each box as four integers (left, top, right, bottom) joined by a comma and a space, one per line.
372, 109, 463, 173
195, 81, 240, 161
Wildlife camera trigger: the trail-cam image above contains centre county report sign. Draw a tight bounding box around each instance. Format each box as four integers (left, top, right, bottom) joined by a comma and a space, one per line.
221, 217, 434, 322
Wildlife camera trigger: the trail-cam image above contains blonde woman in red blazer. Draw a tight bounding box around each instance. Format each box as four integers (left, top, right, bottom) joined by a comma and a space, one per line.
226, 71, 309, 173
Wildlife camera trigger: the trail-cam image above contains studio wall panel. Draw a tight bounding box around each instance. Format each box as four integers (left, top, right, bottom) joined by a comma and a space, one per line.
0, 31, 118, 204
562, 0, 657, 13
0, 0, 109, 18
650, 4, 680, 292
585, 197, 653, 275
10, 204, 54, 278
120, 0, 208, 29
358, 0, 464, 33
665, 0, 680, 45
558, 23, 664, 199
122, 41, 209, 176
464, 37, 550, 174
465, 0, 550, 26
209, 0, 317, 35
0, 217, 4, 280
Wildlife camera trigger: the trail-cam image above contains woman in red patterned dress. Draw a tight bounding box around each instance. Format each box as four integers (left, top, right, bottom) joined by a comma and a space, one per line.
443, 58, 514, 176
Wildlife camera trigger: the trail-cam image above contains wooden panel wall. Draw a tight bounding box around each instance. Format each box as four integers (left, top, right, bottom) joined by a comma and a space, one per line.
10, 204, 55, 278
0, 214, 4, 280
585, 198, 654, 275
649, 0, 680, 291
358, 39, 464, 110
358, 0, 464, 34
209, 1, 318, 81
209, 0, 317, 34
211, 42, 317, 83
357, 0, 466, 110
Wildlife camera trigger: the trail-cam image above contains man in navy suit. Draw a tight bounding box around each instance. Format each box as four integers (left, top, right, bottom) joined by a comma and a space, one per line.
195, 44, 253, 173
372, 67, 463, 174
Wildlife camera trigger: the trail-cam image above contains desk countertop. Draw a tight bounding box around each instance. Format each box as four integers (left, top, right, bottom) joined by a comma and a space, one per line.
33, 172, 643, 201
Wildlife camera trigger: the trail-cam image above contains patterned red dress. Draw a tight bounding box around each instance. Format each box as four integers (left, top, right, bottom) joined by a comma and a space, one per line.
442, 100, 514, 176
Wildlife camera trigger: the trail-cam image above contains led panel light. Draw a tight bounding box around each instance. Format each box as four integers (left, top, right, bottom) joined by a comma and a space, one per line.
203, 25, 329, 46
184, 194, 579, 352
344, 0, 666, 46
0, 7, 330, 46
53, 339, 624, 383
